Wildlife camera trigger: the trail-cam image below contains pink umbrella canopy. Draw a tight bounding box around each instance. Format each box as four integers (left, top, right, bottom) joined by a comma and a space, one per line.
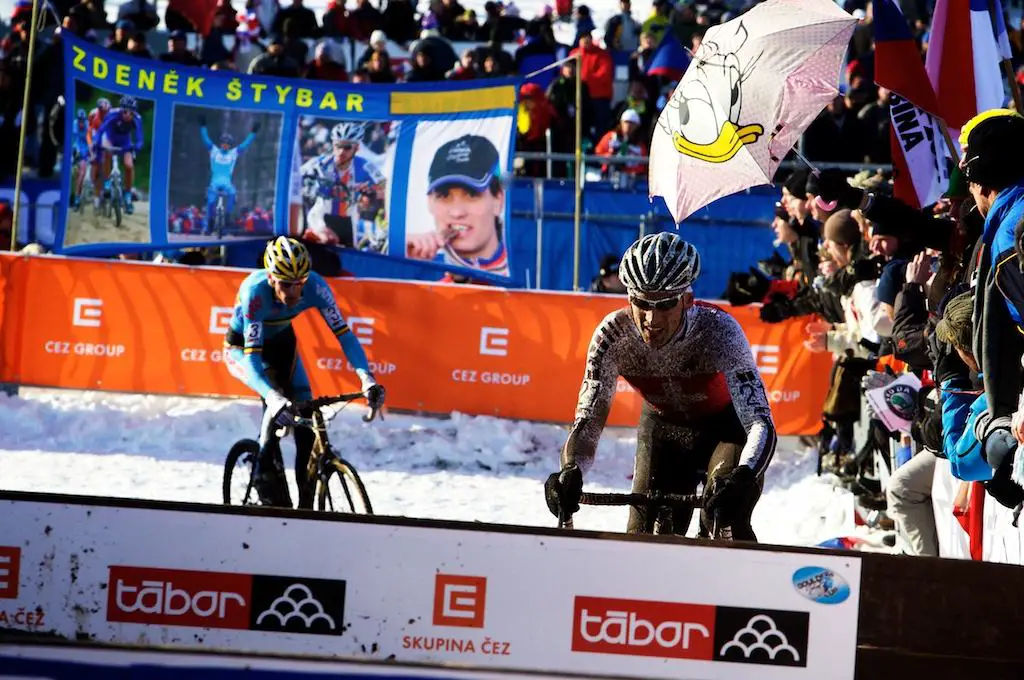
648, 0, 857, 223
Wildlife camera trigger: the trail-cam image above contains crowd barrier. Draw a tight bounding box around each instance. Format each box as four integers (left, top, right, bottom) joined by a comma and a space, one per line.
0, 253, 830, 434
0, 492, 862, 679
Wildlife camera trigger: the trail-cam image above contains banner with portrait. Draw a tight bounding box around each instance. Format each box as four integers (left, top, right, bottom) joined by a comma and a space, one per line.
58, 35, 520, 283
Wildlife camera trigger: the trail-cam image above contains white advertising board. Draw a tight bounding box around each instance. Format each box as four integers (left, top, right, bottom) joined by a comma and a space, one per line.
0, 496, 861, 680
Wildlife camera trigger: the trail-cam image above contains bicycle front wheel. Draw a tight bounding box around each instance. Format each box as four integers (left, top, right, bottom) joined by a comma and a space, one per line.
223, 438, 260, 505
317, 458, 373, 515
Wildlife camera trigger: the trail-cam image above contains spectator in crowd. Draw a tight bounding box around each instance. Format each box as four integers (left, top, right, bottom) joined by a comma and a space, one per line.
435, 0, 467, 38
200, 11, 235, 65
603, 0, 640, 53
451, 9, 481, 41
545, 58, 592, 177
447, 49, 479, 80
0, 201, 13, 251
516, 82, 556, 177
570, 30, 613, 137
383, 0, 421, 44
358, 30, 390, 69
307, 42, 348, 81
641, 0, 672, 45
609, 79, 653, 144
160, 30, 201, 66
272, 0, 320, 39
594, 109, 648, 178
248, 36, 302, 77
126, 33, 156, 59
349, 0, 385, 42
68, 0, 108, 33
590, 254, 627, 294
366, 49, 397, 83
322, 0, 353, 39
117, 0, 159, 32
106, 19, 136, 52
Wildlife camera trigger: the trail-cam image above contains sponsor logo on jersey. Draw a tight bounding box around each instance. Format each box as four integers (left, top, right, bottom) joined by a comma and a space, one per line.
106, 566, 345, 636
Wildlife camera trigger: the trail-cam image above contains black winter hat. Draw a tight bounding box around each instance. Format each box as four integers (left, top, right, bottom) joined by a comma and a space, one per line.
808, 169, 861, 209
963, 114, 1024, 190
784, 169, 809, 200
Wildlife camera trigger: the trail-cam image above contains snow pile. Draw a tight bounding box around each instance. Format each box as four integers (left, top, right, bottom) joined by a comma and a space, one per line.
0, 387, 865, 548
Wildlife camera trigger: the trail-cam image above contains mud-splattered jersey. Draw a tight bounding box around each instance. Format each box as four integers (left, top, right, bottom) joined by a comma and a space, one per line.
567, 302, 776, 476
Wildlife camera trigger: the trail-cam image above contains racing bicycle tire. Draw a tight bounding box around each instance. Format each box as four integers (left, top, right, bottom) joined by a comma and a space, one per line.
317, 457, 373, 515
112, 188, 122, 228
223, 438, 261, 505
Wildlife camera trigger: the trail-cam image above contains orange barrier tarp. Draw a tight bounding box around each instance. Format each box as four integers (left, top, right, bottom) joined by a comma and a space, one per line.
0, 255, 831, 434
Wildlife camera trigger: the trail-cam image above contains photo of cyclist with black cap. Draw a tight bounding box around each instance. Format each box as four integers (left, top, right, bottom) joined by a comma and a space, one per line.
405, 123, 512, 278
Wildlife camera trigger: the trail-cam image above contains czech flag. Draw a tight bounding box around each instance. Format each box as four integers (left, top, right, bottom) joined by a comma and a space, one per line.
925, 0, 1011, 131
872, 0, 939, 115
646, 30, 691, 81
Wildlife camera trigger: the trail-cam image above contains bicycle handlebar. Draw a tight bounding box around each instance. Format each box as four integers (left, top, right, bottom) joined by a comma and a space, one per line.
579, 491, 702, 508
289, 391, 381, 426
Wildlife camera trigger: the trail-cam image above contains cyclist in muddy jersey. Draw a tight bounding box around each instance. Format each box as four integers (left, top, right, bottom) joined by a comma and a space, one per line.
545, 233, 777, 540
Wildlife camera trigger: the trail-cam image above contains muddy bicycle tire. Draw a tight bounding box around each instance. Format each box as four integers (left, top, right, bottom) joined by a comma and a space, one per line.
317, 458, 373, 515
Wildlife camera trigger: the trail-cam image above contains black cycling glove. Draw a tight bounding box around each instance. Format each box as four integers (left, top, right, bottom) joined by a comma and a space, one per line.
703, 465, 756, 525
544, 464, 583, 518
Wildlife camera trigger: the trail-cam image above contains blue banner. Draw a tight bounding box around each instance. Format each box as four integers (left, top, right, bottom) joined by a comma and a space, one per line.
58, 35, 521, 283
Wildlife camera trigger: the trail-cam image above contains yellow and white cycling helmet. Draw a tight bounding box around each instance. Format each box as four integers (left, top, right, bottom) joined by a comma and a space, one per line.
264, 236, 311, 281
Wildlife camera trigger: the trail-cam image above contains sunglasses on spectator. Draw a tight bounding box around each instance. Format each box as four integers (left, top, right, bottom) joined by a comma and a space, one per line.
629, 294, 682, 311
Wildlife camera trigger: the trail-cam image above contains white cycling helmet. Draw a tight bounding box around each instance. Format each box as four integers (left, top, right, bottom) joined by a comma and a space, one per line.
331, 121, 366, 145
618, 232, 701, 295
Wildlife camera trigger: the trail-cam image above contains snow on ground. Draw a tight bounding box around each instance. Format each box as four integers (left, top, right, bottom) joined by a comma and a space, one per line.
0, 386, 870, 549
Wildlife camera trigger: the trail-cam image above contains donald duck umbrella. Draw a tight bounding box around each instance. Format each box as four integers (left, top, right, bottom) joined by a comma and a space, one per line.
649, 0, 857, 223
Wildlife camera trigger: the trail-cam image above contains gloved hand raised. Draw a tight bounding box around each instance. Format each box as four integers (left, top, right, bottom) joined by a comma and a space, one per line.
544, 463, 583, 518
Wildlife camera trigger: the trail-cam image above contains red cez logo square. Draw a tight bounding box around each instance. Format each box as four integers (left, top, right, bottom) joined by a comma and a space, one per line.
572, 596, 716, 660
0, 547, 21, 599
433, 574, 486, 629
107, 565, 253, 630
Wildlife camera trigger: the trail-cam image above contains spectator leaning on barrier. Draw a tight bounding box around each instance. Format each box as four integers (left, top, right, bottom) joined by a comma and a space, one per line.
594, 109, 647, 178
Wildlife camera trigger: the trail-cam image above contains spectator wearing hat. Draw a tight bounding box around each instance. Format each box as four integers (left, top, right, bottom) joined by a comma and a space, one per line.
641, 0, 672, 46
594, 109, 648, 178
357, 30, 391, 70
106, 19, 135, 52
516, 82, 556, 177
609, 79, 653, 143
961, 110, 1024, 449
590, 254, 626, 294
160, 30, 201, 66
248, 35, 302, 77
117, 0, 159, 32
69, 0, 109, 34
307, 42, 349, 81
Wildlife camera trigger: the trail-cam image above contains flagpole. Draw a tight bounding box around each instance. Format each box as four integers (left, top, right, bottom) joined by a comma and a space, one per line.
987, 0, 1024, 111
11, 0, 44, 252
572, 51, 583, 292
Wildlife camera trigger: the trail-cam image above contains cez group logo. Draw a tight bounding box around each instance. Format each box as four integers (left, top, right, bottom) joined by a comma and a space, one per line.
572, 596, 808, 667
107, 566, 345, 636
792, 566, 851, 605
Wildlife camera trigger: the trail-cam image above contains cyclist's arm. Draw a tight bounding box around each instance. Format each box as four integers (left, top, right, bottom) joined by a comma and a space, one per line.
237, 131, 256, 153
200, 126, 213, 150
562, 313, 622, 474
132, 113, 144, 151
718, 315, 777, 477
309, 274, 376, 387
237, 288, 278, 399
92, 116, 110, 151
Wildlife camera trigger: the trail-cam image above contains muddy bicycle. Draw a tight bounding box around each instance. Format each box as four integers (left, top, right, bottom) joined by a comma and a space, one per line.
223, 392, 378, 514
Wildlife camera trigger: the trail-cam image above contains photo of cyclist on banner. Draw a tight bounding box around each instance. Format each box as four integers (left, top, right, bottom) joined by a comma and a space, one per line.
294, 118, 391, 252
403, 117, 514, 279
167, 105, 281, 243
63, 86, 154, 248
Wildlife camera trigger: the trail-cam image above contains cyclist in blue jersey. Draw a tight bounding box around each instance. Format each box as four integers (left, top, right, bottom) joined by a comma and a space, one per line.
224, 236, 386, 508
300, 121, 386, 245
92, 95, 145, 214
71, 109, 90, 209
199, 115, 259, 234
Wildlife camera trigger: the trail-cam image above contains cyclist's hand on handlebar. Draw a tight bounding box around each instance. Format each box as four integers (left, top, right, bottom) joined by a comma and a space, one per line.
544, 463, 583, 518
364, 383, 386, 411
703, 465, 756, 525
266, 390, 297, 429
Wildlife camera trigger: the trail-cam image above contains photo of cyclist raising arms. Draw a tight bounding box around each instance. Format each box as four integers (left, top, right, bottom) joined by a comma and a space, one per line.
166, 106, 282, 243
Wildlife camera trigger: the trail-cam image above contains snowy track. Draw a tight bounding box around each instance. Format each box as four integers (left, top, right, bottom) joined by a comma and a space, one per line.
1, 387, 861, 547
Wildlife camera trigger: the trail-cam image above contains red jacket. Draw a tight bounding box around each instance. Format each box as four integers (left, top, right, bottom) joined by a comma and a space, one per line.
569, 44, 613, 100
